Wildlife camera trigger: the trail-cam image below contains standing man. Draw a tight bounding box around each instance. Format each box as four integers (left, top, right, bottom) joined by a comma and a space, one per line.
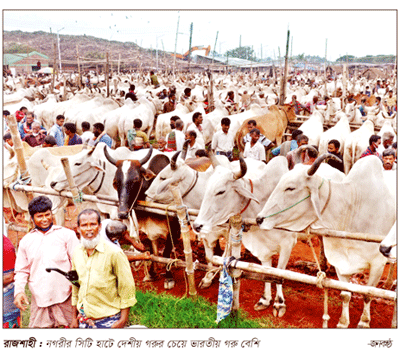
211, 117, 235, 160
14, 196, 79, 328
70, 209, 136, 329
163, 94, 176, 113
91, 122, 113, 148
81, 121, 94, 144
186, 112, 205, 149
360, 135, 381, 159
63, 123, 82, 146
185, 130, 202, 159
327, 139, 344, 173
243, 128, 266, 161
49, 115, 65, 146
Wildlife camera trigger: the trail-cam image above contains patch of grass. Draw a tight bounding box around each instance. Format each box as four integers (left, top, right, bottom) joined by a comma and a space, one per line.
21, 287, 297, 328
129, 289, 295, 328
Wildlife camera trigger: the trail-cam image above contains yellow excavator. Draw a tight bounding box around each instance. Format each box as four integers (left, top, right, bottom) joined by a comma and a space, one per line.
172, 45, 211, 60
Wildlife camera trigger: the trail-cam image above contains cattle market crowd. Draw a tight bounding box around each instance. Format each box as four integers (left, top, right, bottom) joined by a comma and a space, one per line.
3, 66, 397, 329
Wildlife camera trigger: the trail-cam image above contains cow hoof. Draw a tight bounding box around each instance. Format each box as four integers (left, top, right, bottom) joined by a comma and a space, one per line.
164, 279, 175, 290
273, 303, 286, 317
253, 301, 269, 311
143, 275, 156, 282
336, 322, 349, 329
357, 321, 370, 328
198, 278, 212, 289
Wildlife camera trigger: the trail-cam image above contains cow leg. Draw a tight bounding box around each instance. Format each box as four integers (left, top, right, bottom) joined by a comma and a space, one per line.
162, 218, 180, 290
199, 236, 227, 289
337, 291, 351, 328
358, 262, 385, 328
254, 258, 273, 311
272, 242, 294, 317
358, 295, 372, 328
143, 240, 158, 282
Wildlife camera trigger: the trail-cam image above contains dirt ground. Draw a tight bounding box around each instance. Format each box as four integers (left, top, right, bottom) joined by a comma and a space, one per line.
4, 206, 396, 329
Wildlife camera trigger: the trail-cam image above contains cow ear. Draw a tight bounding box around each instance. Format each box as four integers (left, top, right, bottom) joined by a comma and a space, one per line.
141, 167, 156, 181
91, 162, 105, 172
232, 183, 260, 204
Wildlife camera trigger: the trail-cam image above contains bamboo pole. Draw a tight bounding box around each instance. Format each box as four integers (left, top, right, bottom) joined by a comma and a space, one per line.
77, 45, 81, 89
60, 158, 81, 206
4, 115, 33, 201
106, 52, 110, 97
52, 42, 57, 92
242, 219, 385, 243
169, 184, 197, 297
279, 30, 290, 105
212, 256, 396, 301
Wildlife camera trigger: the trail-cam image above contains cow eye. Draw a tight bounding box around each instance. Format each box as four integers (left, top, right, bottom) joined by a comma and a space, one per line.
216, 190, 225, 196
74, 162, 82, 166
285, 187, 295, 191
160, 177, 166, 181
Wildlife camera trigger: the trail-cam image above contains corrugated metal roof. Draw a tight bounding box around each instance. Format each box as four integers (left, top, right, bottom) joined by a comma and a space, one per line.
3, 51, 49, 65
193, 53, 273, 68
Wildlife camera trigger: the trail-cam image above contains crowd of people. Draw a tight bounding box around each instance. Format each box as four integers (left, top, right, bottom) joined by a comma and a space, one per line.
3, 108, 113, 149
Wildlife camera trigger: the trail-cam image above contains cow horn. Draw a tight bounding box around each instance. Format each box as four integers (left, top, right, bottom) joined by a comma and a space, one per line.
208, 149, 221, 168
307, 153, 342, 176
104, 145, 118, 166
139, 146, 153, 166
233, 156, 247, 180
170, 151, 181, 170
181, 139, 190, 160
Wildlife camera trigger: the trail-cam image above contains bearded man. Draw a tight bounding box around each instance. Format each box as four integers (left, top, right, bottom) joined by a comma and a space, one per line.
70, 209, 136, 328
14, 196, 79, 328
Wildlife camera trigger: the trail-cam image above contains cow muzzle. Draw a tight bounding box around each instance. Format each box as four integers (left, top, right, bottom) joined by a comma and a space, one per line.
256, 216, 264, 226
118, 211, 129, 220
193, 223, 203, 233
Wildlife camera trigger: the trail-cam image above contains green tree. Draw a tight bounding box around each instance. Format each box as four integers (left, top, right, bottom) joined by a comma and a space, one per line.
225, 46, 255, 60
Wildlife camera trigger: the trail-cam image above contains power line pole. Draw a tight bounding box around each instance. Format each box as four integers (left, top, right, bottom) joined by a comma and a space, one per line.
212, 31, 219, 66
279, 29, 290, 106
188, 22, 193, 72
174, 15, 180, 74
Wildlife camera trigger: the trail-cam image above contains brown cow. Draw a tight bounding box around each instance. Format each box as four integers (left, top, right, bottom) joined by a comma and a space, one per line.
235, 104, 296, 152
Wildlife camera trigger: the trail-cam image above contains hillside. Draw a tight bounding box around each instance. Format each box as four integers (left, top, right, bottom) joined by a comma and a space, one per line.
3, 30, 177, 68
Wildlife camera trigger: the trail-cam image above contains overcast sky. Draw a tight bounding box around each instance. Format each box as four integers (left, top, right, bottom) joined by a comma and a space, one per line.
2, 5, 398, 62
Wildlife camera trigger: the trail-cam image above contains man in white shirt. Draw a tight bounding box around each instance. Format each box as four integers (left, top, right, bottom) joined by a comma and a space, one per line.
243, 128, 266, 161
211, 117, 234, 160
185, 130, 202, 159
186, 112, 205, 149
166, 119, 186, 151
80, 121, 95, 145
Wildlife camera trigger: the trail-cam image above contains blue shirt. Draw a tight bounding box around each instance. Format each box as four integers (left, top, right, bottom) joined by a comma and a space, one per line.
99, 134, 112, 148
49, 124, 65, 146
68, 134, 83, 145
272, 140, 298, 156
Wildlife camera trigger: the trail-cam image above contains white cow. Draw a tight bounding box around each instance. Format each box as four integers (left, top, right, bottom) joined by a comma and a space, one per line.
193, 156, 294, 316
256, 155, 396, 328
145, 152, 265, 288
343, 118, 375, 174
318, 111, 351, 155
118, 96, 160, 147
298, 109, 325, 148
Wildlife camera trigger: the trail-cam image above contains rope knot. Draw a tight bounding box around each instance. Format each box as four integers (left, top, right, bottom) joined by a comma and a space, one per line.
316, 271, 326, 289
